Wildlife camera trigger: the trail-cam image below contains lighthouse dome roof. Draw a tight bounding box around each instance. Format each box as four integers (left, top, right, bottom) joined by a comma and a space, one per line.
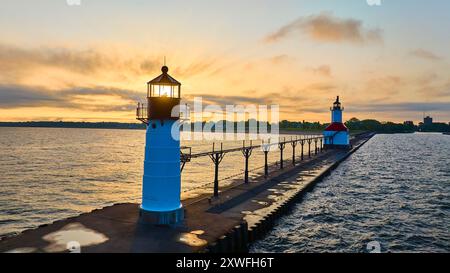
147, 66, 181, 86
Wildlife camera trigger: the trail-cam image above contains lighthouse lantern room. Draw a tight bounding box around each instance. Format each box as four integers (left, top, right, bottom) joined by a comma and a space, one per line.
323, 96, 350, 149
136, 65, 183, 225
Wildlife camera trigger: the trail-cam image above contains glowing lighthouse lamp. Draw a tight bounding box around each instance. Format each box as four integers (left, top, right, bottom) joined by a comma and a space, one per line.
136, 65, 184, 225
323, 96, 350, 149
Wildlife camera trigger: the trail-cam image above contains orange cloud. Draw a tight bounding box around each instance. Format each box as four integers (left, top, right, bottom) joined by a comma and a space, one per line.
264, 12, 383, 45
0, 84, 140, 112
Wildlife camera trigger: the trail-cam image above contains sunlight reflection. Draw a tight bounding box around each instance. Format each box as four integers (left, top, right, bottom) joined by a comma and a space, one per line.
42, 222, 108, 252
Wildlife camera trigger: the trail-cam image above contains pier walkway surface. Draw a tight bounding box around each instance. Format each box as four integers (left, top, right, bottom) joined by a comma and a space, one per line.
0, 133, 375, 253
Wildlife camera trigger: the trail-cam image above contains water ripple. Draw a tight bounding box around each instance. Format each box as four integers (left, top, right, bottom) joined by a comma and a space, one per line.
251, 133, 450, 253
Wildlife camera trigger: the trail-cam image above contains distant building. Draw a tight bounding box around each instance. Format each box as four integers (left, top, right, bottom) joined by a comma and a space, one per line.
403, 121, 414, 126
424, 116, 433, 125
418, 116, 450, 133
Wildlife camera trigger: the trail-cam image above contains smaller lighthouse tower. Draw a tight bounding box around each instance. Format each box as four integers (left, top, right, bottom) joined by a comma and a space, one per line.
323, 96, 350, 148
136, 65, 183, 225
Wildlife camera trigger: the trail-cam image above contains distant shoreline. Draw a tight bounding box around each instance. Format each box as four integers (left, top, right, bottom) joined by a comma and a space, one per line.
1, 120, 449, 134
0, 121, 146, 130
0, 123, 320, 135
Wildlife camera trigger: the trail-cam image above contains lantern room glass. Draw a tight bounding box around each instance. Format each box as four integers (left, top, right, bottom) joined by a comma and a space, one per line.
147, 84, 180, 98
147, 83, 180, 98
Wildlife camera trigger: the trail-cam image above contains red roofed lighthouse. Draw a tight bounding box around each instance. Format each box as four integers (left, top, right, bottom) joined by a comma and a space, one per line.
323, 96, 350, 148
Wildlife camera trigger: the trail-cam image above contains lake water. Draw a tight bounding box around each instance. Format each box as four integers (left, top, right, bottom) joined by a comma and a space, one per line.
1, 128, 449, 253
250, 133, 450, 253
0, 127, 308, 237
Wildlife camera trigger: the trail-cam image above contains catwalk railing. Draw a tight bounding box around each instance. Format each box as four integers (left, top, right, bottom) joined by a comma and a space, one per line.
180, 135, 331, 197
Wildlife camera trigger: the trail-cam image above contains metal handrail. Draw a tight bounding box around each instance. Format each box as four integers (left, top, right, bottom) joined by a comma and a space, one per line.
136, 103, 149, 124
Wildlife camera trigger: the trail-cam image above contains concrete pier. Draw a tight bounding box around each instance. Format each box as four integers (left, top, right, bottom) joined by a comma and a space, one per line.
0, 133, 375, 253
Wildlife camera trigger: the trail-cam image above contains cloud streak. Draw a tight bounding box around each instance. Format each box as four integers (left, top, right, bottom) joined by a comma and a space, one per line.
0, 84, 141, 112
0, 43, 227, 84
410, 49, 442, 61
0, 43, 108, 74
350, 102, 450, 113
264, 12, 383, 45
310, 65, 332, 77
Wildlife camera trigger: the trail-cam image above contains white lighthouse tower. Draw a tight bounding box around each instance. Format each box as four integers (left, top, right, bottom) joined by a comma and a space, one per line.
323, 96, 350, 148
136, 65, 184, 225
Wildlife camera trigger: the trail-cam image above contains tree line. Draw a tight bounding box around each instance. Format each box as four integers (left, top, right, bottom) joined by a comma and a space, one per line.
1, 118, 449, 133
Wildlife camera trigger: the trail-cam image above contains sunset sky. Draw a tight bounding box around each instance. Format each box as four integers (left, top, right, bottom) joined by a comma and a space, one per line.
0, 0, 449, 123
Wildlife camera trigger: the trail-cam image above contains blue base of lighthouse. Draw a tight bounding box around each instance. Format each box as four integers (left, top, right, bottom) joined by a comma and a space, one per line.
323, 130, 350, 148
139, 207, 184, 226
140, 119, 184, 225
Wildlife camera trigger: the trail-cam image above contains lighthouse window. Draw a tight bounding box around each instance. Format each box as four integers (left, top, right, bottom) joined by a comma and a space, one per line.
151, 123, 157, 129
159, 85, 171, 97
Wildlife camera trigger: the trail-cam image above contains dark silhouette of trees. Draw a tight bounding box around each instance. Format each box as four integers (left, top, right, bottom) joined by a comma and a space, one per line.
1, 118, 449, 133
